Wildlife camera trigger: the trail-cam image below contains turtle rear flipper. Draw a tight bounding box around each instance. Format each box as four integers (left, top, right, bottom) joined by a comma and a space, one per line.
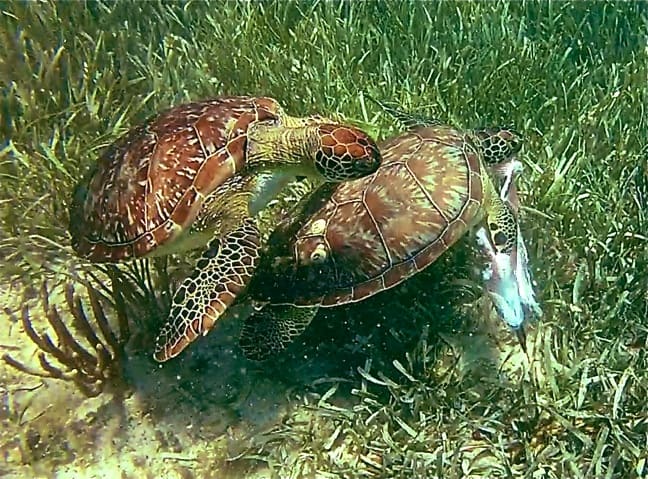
239, 305, 318, 361
153, 218, 261, 362
365, 94, 441, 129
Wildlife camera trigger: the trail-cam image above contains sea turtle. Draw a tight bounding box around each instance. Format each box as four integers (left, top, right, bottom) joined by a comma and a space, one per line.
68, 95, 382, 362
238, 121, 541, 361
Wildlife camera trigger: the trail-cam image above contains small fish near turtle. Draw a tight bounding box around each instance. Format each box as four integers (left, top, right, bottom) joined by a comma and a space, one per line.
68, 95, 383, 362
238, 105, 542, 361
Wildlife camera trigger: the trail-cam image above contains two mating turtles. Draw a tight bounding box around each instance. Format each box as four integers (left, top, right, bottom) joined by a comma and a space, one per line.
70, 95, 540, 362
69, 96, 382, 361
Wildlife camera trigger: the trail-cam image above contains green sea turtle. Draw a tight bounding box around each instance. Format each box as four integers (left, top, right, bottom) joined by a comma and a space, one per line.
68, 95, 382, 362
238, 120, 541, 361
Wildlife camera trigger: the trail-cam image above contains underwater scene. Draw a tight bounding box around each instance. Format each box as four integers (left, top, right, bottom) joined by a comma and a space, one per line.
1, 1, 647, 478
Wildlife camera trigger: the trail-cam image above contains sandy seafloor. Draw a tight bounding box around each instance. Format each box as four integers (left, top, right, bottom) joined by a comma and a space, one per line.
0, 273, 534, 479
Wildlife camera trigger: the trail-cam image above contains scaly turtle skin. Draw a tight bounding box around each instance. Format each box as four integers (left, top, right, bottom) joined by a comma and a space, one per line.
239, 121, 541, 361
68, 96, 382, 362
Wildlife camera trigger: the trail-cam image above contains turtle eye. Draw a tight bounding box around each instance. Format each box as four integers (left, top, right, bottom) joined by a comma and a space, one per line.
309, 243, 328, 263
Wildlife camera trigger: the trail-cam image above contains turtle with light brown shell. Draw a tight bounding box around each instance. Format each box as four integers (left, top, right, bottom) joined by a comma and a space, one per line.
68, 95, 382, 362
238, 107, 542, 361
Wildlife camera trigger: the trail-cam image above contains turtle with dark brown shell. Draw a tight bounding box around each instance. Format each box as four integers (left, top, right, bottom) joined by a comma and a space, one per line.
68, 95, 382, 362
238, 111, 541, 361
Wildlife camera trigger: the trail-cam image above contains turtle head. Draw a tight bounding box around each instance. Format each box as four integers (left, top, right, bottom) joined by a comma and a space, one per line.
311, 124, 382, 182
245, 121, 382, 182
474, 128, 522, 164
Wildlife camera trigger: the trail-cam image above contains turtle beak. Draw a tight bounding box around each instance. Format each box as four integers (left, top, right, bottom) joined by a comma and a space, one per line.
489, 157, 523, 215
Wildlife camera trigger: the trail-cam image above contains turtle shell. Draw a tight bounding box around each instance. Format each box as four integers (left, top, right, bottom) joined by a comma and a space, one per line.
251, 124, 486, 306
69, 96, 283, 262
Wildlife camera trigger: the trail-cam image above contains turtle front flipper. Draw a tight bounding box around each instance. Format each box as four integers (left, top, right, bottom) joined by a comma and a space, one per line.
477, 167, 541, 348
490, 157, 541, 325
153, 116, 381, 362
476, 219, 542, 350
239, 305, 318, 361
154, 217, 261, 362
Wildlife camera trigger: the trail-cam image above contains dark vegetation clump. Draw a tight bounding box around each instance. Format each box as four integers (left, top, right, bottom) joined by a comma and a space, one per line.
2, 280, 129, 398
1, 261, 169, 398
